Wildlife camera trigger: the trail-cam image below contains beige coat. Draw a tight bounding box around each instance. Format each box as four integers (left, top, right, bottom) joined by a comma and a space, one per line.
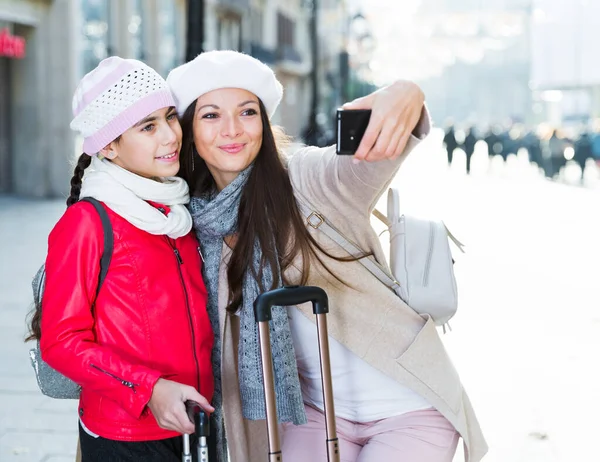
217, 129, 488, 462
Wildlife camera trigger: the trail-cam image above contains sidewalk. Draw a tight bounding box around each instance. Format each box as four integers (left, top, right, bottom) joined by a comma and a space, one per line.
0, 197, 78, 462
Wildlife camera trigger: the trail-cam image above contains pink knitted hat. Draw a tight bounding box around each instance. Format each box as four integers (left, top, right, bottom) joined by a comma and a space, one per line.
70, 56, 175, 155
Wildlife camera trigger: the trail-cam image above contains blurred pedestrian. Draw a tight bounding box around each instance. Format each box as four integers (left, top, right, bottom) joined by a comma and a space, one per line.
26, 57, 215, 461
590, 119, 600, 168
590, 122, 600, 166
463, 127, 477, 173
483, 126, 497, 160
443, 123, 458, 167
498, 128, 512, 162
167, 50, 487, 462
523, 128, 542, 168
510, 125, 526, 158
574, 129, 593, 181
546, 129, 567, 178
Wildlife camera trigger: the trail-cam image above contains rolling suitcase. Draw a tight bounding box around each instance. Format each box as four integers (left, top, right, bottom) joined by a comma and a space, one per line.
182, 400, 210, 462
254, 285, 340, 462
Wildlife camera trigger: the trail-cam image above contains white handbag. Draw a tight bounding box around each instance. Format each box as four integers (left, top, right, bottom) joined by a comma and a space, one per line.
298, 188, 464, 330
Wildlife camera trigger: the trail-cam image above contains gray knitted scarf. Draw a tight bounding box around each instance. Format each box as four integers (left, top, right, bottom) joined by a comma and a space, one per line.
188, 165, 306, 459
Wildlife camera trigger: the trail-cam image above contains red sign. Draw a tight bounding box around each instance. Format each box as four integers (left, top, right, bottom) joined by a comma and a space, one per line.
0, 28, 26, 59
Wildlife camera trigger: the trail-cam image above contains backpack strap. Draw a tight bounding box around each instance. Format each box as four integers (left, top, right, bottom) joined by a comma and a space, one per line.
372, 188, 400, 228
371, 208, 390, 227
79, 197, 113, 291
374, 189, 465, 254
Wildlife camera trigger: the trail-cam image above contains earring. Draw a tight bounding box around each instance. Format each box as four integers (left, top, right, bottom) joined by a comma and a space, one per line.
192, 147, 197, 172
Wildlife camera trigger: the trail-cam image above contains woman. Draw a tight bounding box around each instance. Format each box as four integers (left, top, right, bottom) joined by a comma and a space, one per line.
167, 50, 487, 462
29, 56, 214, 461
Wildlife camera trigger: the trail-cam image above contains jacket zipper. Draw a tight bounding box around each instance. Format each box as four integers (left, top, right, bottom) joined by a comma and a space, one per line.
90, 364, 138, 393
422, 222, 435, 287
166, 237, 201, 393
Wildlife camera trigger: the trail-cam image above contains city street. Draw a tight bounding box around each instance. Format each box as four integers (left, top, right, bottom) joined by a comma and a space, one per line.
1, 134, 599, 461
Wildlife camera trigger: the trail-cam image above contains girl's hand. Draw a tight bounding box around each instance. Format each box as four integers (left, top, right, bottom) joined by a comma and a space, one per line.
147, 378, 214, 434
342, 80, 425, 162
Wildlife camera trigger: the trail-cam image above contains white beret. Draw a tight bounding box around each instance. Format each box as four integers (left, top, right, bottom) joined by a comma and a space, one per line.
167, 50, 284, 118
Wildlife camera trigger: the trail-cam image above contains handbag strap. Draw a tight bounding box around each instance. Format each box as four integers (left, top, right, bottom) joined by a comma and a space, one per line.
297, 193, 459, 332
295, 197, 401, 294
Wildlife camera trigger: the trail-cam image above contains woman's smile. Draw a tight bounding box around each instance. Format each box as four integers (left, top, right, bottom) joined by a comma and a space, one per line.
219, 143, 246, 154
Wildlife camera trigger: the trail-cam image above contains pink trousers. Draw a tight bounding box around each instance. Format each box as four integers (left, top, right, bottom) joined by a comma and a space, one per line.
282, 405, 459, 462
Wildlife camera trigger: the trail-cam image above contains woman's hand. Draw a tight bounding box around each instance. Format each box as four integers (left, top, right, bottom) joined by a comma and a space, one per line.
342, 80, 425, 162
147, 378, 214, 434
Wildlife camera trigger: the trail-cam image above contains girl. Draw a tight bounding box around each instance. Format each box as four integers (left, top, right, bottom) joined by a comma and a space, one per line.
27, 56, 214, 462
167, 50, 487, 462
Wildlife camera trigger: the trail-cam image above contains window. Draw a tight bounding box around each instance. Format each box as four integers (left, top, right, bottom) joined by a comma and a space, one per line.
158, 0, 179, 76
277, 12, 301, 62
129, 0, 144, 60
250, 8, 263, 44
80, 0, 110, 75
218, 16, 242, 51
277, 12, 295, 48
248, 7, 276, 63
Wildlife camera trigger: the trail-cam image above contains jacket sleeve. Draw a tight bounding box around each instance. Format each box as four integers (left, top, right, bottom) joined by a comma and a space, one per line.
288, 105, 431, 214
40, 202, 162, 419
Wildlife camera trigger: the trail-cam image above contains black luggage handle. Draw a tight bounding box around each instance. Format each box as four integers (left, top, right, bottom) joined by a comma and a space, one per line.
254, 285, 329, 322
254, 285, 339, 462
183, 400, 210, 462
185, 401, 210, 437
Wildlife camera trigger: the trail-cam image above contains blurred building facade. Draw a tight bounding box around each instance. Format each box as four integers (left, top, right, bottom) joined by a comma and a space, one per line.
0, 0, 351, 198
202, 0, 313, 135
0, 0, 186, 197
202, 0, 351, 140
397, 0, 600, 130
1, 0, 76, 197
414, 0, 533, 128
530, 0, 600, 126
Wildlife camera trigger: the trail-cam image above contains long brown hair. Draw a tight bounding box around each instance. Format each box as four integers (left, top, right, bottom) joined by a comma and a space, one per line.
178, 99, 364, 314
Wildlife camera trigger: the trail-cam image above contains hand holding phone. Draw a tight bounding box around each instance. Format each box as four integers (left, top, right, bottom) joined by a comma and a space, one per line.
337, 80, 425, 161
336, 109, 371, 155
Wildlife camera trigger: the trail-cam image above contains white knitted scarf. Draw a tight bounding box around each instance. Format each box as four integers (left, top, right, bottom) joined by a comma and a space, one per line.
80, 156, 192, 239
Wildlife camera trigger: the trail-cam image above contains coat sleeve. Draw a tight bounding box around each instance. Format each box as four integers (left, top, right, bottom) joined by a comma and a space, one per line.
288, 105, 431, 214
40, 202, 162, 419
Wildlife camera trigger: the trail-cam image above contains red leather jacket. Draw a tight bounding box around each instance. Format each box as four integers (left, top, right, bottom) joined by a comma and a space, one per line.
40, 200, 214, 441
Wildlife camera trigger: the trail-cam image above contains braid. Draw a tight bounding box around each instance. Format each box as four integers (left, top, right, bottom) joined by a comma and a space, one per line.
66, 153, 92, 207
26, 155, 92, 342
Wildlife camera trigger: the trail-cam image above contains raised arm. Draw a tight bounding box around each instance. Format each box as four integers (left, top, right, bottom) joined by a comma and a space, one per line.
288, 91, 430, 215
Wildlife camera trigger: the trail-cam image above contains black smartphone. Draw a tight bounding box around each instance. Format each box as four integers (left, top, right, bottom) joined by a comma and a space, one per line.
336, 109, 371, 155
